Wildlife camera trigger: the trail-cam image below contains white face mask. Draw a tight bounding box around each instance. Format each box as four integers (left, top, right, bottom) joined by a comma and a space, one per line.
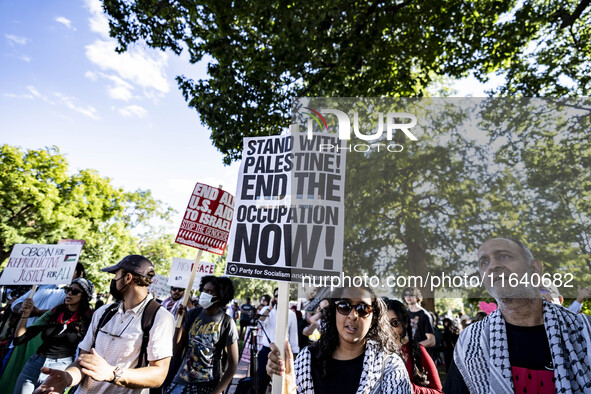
199, 292, 216, 309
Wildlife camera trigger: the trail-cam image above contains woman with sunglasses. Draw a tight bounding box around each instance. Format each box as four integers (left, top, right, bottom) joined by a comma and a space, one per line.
12, 278, 94, 394
385, 299, 443, 394
267, 286, 411, 394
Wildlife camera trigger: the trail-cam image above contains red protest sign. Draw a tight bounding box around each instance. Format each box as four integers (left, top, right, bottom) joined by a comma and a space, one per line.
175, 182, 235, 255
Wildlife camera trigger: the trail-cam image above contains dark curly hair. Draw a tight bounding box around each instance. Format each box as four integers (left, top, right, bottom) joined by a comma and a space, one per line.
122, 270, 154, 287
385, 299, 430, 387
199, 276, 235, 307
310, 286, 399, 378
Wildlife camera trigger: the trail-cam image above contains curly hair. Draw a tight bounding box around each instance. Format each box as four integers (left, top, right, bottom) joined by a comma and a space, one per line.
199, 276, 235, 307
122, 270, 154, 287
385, 299, 430, 387
310, 286, 399, 378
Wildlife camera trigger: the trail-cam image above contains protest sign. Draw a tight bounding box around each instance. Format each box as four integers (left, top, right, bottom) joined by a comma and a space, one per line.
0, 244, 82, 286
225, 129, 346, 282
175, 182, 235, 255
148, 273, 170, 300
168, 258, 216, 289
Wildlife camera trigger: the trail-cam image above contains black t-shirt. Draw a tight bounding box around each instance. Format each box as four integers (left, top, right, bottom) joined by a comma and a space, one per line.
311, 351, 364, 394
240, 303, 256, 322
408, 308, 434, 343
443, 322, 555, 394
14, 309, 90, 359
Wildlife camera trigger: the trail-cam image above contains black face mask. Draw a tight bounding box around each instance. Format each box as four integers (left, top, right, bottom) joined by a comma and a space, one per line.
110, 278, 126, 301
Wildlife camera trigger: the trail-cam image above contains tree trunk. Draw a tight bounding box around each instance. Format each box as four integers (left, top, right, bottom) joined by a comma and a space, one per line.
406, 240, 435, 313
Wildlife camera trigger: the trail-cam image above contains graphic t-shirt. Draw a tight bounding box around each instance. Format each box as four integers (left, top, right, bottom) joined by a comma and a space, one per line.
174, 307, 238, 384
239, 303, 256, 323
506, 322, 555, 394
408, 308, 434, 344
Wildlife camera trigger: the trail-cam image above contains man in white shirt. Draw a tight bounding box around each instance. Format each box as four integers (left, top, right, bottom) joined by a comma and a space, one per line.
35, 255, 175, 394
257, 287, 299, 394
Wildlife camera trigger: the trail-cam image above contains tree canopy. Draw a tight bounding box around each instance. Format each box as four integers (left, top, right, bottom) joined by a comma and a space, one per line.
103, 0, 591, 163
0, 145, 175, 290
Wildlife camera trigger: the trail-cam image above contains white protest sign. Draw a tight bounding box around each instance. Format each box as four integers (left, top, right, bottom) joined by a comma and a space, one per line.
148, 273, 170, 300
168, 258, 216, 289
225, 130, 345, 282
0, 244, 82, 285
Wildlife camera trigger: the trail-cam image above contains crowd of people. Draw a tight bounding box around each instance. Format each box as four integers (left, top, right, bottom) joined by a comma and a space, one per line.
0, 237, 589, 393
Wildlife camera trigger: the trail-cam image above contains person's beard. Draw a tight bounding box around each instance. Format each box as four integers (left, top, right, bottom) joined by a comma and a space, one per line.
110, 279, 127, 301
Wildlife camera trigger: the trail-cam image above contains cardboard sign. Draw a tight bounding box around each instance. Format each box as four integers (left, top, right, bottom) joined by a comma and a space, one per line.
225, 131, 345, 282
0, 244, 82, 285
148, 273, 171, 300
175, 182, 235, 255
168, 258, 216, 289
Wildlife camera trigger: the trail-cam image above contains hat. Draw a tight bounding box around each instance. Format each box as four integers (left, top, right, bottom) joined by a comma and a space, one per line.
101, 255, 154, 277
72, 278, 95, 299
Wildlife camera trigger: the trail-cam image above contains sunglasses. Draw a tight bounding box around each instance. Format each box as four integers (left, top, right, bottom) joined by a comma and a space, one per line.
335, 300, 373, 318
390, 318, 402, 328
274, 294, 278, 298
171, 287, 184, 292
63, 286, 83, 296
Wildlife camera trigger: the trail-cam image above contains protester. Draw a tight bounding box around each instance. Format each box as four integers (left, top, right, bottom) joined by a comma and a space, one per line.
239, 297, 256, 338
402, 287, 435, 349
0, 264, 86, 394
257, 294, 271, 313
257, 287, 300, 394
266, 286, 411, 393
444, 237, 591, 393
167, 275, 238, 394
35, 254, 175, 394
13, 278, 94, 394
227, 300, 240, 321
440, 318, 460, 373
161, 287, 184, 322
385, 299, 442, 393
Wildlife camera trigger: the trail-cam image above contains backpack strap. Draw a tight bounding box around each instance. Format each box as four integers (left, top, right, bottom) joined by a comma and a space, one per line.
136, 299, 161, 368
91, 303, 119, 349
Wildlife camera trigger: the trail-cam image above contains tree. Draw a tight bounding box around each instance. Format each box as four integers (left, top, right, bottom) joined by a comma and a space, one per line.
0, 145, 174, 291
103, 0, 591, 163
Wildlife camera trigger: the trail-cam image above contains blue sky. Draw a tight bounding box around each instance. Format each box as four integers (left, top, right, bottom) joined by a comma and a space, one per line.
1, 0, 494, 228
1, 0, 240, 227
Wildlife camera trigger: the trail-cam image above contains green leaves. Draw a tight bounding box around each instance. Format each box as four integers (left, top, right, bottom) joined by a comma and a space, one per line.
0, 145, 177, 291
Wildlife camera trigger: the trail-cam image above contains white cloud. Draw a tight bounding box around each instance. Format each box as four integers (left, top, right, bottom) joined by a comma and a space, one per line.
85, 71, 98, 81
54, 92, 100, 119
118, 104, 148, 118
83, 0, 170, 100
26, 85, 55, 104
5, 34, 28, 46
19, 55, 32, 62
85, 40, 170, 95
3, 92, 34, 99
85, 0, 110, 39
103, 74, 134, 101
55, 16, 76, 31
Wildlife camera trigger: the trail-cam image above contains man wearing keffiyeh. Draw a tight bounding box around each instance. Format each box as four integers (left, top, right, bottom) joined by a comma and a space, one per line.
443, 237, 591, 393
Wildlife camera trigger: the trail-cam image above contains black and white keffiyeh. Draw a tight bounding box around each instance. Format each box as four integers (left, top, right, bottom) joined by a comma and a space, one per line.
294, 340, 411, 394
453, 300, 591, 393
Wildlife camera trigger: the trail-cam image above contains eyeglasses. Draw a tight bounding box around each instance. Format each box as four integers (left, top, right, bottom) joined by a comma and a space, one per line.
171, 287, 184, 292
63, 286, 83, 296
335, 300, 373, 318
403, 293, 415, 298
390, 318, 402, 328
